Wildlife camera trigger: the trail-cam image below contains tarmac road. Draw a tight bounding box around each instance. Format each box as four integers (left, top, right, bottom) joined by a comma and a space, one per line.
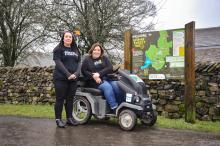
0, 116, 220, 146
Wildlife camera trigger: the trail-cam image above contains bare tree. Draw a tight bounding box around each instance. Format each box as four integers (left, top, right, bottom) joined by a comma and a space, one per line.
0, 0, 47, 67
0, 0, 158, 66
49, 0, 157, 56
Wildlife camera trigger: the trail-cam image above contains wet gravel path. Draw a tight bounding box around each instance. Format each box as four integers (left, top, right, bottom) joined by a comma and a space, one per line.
0, 116, 220, 146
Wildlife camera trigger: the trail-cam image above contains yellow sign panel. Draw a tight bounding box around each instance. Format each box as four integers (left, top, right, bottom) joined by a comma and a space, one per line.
133, 37, 146, 49
73, 30, 81, 36
179, 47, 184, 56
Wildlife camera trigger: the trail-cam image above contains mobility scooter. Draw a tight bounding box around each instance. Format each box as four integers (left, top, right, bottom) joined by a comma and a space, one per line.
73, 69, 157, 131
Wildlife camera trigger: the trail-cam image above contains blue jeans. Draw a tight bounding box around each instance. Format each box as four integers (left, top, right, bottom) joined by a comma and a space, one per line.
108, 80, 125, 105
98, 80, 125, 109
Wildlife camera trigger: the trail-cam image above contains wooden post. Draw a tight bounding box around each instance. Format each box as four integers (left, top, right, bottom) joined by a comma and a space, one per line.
184, 21, 196, 123
124, 29, 132, 72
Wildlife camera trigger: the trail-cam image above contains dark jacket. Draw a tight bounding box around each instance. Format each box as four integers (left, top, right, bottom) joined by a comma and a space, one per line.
81, 56, 113, 88
53, 45, 81, 81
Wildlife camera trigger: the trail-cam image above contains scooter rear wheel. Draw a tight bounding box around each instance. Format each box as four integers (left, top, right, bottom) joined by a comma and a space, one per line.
72, 96, 91, 124
118, 109, 137, 131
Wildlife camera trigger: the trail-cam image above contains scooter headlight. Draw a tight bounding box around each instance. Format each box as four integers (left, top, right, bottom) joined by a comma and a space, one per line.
135, 96, 140, 103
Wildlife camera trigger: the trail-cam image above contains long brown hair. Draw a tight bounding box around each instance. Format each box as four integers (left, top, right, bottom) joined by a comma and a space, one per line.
88, 43, 104, 58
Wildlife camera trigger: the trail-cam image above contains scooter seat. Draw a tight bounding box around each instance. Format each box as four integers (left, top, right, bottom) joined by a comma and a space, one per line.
82, 87, 103, 96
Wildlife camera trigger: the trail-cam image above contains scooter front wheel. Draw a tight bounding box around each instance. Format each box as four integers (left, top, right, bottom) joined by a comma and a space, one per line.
141, 110, 157, 126
118, 109, 137, 131
72, 96, 91, 124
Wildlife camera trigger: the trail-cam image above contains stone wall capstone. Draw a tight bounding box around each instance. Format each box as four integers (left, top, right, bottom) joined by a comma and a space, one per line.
0, 62, 220, 121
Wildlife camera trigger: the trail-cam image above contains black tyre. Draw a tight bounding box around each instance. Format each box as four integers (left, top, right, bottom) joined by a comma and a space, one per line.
72, 96, 92, 124
118, 109, 137, 131
141, 110, 157, 126
93, 115, 110, 121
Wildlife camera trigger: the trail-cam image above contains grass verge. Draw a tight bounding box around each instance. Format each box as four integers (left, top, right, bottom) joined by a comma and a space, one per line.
0, 104, 55, 119
157, 116, 220, 133
0, 104, 220, 133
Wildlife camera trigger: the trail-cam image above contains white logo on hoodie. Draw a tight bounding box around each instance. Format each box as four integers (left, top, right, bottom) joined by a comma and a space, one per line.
64, 51, 78, 56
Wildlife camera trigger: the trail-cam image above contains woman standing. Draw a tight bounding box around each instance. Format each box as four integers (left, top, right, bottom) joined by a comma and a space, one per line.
53, 31, 80, 128
81, 43, 124, 113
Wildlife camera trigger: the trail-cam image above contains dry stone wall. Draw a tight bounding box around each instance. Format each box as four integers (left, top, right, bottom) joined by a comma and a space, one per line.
0, 66, 55, 105
145, 62, 220, 121
0, 62, 220, 120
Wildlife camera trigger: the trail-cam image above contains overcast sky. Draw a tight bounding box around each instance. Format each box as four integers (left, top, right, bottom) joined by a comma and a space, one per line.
45, 0, 220, 51
154, 0, 220, 30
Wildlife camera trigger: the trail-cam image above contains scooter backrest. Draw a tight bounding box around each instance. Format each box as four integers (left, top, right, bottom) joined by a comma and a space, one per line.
77, 75, 86, 87
77, 54, 89, 87
118, 70, 143, 95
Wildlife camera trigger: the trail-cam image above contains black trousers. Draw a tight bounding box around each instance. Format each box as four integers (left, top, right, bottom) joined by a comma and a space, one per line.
54, 80, 77, 119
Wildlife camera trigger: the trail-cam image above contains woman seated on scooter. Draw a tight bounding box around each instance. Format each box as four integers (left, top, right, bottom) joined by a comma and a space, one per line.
81, 43, 124, 113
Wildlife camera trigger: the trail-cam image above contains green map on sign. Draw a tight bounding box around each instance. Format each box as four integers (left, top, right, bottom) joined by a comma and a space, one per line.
145, 30, 172, 70
132, 29, 185, 79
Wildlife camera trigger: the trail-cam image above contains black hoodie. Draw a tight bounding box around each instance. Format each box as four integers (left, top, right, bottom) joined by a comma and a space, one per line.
53, 45, 81, 81
81, 56, 113, 88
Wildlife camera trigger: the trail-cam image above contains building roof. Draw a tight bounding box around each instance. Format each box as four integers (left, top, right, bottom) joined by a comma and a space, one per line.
195, 26, 220, 62
195, 48, 220, 63
195, 26, 220, 49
